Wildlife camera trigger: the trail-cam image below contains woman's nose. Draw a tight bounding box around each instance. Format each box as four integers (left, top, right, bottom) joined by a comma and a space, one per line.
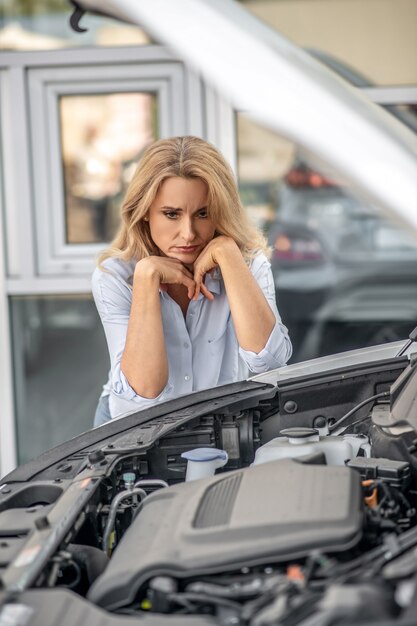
180, 218, 196, 242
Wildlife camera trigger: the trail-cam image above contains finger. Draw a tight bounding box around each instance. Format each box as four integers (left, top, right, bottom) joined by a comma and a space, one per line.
200, 282, 214, 301
178, 268, 195, 297
182, 267, 195, 279
193, 269, 205, 301
181, 276, 196, 300
188, 284, 195, 300
192, 281, 200, 301
193, 277, 202, 301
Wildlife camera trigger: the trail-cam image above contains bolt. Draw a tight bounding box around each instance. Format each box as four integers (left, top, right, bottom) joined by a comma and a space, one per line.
284, 400, 298, 414
88, 450, 105, 465
35, 516, 50, 531
313, 416, 327, 429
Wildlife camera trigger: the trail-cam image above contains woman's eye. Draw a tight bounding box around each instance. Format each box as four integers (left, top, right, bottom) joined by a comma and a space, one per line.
164, 211, 178, 219
198, 210, 208, 218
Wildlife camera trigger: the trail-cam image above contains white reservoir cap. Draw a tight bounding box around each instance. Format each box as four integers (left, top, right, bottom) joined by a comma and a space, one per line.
181, 447, 228, 481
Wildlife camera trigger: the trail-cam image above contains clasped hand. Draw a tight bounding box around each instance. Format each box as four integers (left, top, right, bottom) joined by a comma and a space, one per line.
135, 236, 236, 301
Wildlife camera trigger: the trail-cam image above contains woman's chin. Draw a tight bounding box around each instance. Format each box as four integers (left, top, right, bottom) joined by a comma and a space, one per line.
169, 251, 199, 267
179, 258, 196, 271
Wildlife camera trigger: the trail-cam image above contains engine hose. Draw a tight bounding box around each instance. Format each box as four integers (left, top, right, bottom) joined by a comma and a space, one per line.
102, 487, 147, 556
66, 544, 109, 584
134, 479, 168, 490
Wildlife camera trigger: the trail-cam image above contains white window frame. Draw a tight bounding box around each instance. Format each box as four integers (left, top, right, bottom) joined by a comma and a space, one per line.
0, 135, 17, 477
0, 46, 205, 284
29, 63, 186, 275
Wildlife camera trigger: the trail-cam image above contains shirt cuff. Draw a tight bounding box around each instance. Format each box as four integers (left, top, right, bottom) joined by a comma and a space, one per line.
239, 320, 292, 373
111, 361, 173, 405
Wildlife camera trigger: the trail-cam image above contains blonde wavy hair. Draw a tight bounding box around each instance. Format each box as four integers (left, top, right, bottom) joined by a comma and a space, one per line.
99, 136, 269, 266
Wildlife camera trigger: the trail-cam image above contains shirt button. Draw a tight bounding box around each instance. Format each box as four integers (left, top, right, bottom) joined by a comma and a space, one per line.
184, 342, 190, 348
184, 375, 190, 381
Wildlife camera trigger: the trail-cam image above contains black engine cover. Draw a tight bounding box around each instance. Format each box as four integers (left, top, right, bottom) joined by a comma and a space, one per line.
89, 459, 363, 610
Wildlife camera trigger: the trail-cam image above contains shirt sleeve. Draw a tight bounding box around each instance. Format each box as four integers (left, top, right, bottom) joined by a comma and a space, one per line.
92, 267, 173, 416
238, 255, 292, 373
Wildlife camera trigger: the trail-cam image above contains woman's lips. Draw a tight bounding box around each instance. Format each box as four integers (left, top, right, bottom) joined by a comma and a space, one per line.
174, 246, 199, 253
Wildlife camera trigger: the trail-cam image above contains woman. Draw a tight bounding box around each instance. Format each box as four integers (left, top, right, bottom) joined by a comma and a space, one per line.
92, 136, 291, 425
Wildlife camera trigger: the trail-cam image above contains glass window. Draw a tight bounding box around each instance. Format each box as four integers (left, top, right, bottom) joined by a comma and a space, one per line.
10, 295, 109, 465
241, 0, 417, 87
237, 113, 294, 234
60, 92, 158, 244
237, 112, 417, 363
0, 0, 151, 50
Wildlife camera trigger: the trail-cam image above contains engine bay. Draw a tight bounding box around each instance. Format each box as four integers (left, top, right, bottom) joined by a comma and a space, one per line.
1, 353, 417, 625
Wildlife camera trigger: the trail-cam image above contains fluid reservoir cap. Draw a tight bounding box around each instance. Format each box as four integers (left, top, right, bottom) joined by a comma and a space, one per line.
280, 427, 319, 439
181, 448, 228, 462
122, 472, 136, 483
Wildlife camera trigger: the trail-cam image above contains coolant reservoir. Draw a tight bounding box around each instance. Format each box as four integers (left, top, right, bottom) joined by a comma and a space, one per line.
253, 427, 370, 466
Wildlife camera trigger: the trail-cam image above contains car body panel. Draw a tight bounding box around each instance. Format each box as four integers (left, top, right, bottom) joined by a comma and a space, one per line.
251, 339, 413, 385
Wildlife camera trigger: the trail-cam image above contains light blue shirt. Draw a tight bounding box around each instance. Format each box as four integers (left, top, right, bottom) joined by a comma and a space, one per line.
92, 253, 292, 418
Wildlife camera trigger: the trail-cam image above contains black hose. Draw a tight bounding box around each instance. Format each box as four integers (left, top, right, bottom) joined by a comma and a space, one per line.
66, 544, 109, 584
329, 392, 389, 433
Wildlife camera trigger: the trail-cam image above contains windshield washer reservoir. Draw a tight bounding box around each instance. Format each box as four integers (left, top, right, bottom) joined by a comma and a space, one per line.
254, 428, 370, 466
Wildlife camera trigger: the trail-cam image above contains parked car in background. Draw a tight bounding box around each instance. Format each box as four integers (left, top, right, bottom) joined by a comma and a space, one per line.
269, 158, 417, 361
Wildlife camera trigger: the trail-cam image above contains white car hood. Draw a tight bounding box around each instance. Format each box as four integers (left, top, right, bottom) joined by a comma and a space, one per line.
76, 0, 417, 233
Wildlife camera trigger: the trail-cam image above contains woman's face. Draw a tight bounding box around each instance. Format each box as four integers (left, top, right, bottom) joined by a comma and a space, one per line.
147, 176, 216, 265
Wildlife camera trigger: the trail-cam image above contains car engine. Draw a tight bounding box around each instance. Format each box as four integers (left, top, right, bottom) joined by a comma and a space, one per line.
0, 354, 417, 626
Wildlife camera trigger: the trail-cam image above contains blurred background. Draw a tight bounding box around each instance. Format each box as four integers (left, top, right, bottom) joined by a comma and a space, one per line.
0, 0, 416, 468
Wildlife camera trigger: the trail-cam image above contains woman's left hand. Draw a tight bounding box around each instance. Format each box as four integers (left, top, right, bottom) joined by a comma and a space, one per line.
192, 235, 238, 301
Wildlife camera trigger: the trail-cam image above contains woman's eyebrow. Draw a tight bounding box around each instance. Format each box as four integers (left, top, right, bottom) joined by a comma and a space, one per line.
160, 206, 208, 212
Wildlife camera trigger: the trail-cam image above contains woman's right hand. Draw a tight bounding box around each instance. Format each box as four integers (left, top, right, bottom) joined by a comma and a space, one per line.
134, 256, 198, 300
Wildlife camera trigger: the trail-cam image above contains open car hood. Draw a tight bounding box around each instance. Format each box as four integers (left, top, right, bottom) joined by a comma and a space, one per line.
74, 0, 417, 234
